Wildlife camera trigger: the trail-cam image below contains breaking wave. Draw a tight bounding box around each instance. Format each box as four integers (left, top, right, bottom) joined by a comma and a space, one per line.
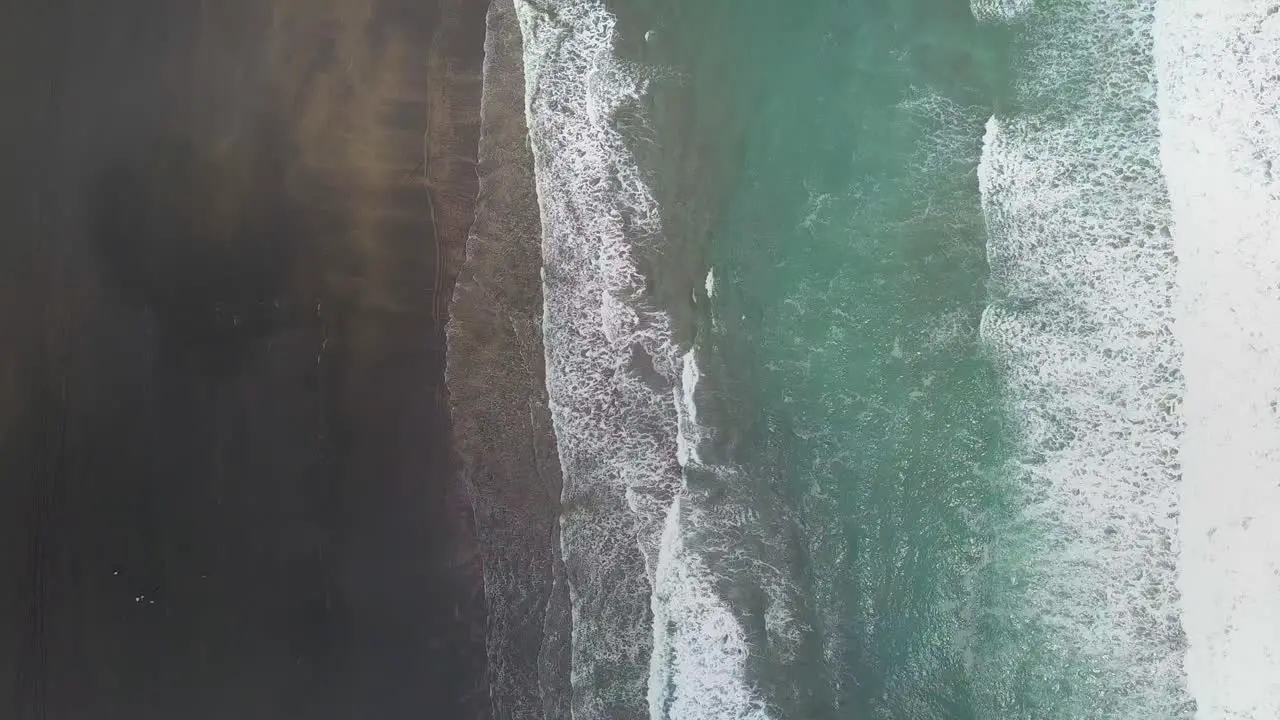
974, 1, 1194, 717
514, 2, 818, 717
1155, 4, 1280, 718
969, 0, 1035, 24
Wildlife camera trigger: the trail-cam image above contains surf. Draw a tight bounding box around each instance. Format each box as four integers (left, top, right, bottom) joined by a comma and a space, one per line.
513, 2, 820, 717
974, 1, 1193, 716
1154, 3, 1280, 717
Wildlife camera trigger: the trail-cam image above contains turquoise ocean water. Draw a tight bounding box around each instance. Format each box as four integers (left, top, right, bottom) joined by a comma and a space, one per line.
501, 0, 1280, 717
657, 3, 1016, 716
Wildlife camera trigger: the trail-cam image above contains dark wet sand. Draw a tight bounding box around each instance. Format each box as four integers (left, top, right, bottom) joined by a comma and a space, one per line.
445, 1, 571, 717
0, 0, 488, 717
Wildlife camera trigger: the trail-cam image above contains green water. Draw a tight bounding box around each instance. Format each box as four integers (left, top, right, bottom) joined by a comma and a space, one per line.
632, 1, 1019, 716
720, 7, 1008, 717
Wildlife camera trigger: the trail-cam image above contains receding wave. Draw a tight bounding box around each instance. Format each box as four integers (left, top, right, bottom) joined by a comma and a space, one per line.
1154, 4, 1280, 718
445, 0, 569, 717
513, 1, 822, 717
651, 344, 827, 719
514, 1, 681, 714
974, 1, 1194, 716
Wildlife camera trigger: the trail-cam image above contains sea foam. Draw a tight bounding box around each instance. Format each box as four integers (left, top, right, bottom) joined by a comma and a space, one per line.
513, 1, 805, 717
515, 1, 682, 716
969, 0, 1035, 24
975, 1, 1194, 716
515, 3, 826, 716
1154, 4, 1280, 717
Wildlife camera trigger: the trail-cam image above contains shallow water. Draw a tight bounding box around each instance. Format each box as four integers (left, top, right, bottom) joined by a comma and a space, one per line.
693, 4, 1009, 718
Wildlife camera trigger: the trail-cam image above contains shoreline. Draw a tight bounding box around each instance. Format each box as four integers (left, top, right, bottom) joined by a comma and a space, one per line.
444, 0, 571, 717
427, 0, 494, 716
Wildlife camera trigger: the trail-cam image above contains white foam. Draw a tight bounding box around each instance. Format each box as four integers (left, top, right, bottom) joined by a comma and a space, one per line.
704, 268, 715, 299
674, 350, 702, 467
1154, 4, 1280, 717
660, 345, 820, 719
647, 450, 813, 719
970, 0, 1035, 23
514, 2, 790, 717
648, 495, 774, 720
515, 1, 683, 715
681, 349, 700, 427
975, 1, 1193, 714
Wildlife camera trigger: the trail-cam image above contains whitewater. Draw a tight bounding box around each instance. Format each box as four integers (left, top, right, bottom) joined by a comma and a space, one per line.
1156, 2, 1280, 718
512, 1, 821, 717
515, 1, 682, 714
976, 0, 1280, 717
975, 0, 1193, 715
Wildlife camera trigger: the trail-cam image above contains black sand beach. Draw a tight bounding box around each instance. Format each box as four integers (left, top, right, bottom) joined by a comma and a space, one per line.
0, 0, 491, 717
